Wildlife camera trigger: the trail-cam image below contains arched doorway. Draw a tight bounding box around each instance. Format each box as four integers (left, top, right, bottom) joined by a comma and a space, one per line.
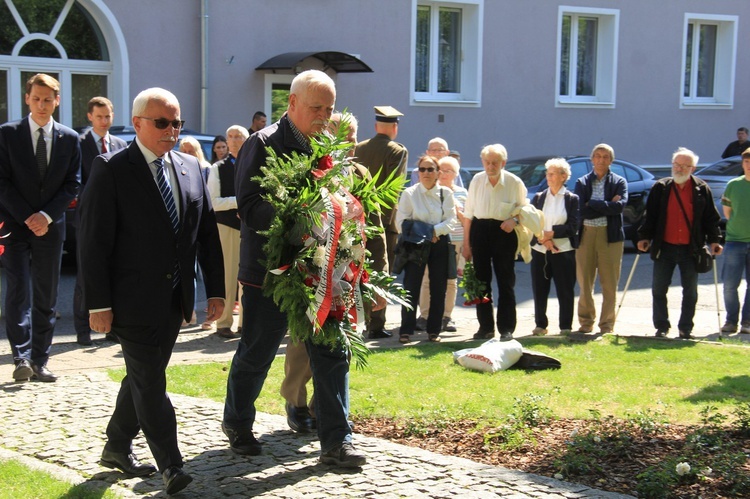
0, 0, 128, 127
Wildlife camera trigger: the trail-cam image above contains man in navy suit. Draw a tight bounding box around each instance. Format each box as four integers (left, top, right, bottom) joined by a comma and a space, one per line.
0, 73, 81, 383
74, 96, 127, 346
78, 87, 225, 495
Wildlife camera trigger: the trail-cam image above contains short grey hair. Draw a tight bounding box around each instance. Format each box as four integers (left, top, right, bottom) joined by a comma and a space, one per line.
289, 70, 335, 100
545, 157, 571, 181
590, 143, 615, 162
226, 124, 250, 140
672, 147, 699, 166
480, 144, 508, 163
132, 87, 179, 118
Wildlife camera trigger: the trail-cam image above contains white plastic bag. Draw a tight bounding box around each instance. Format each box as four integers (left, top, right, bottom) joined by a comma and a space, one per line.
453, 339, 523, 373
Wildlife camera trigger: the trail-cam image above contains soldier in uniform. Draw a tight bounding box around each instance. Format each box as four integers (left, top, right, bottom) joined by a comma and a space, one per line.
354, 106, 408, 338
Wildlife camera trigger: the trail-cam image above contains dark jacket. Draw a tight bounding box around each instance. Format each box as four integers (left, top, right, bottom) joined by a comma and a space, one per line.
637, 175, 721, 260
78, 143, 225, 323
530, 189, 581, 249
79, 128, 127, 186
235, 115, 310, 286
574, 169, 628, 243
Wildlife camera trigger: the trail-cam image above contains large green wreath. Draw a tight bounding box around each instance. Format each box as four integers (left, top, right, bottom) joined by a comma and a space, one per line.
254, 121, 408, 368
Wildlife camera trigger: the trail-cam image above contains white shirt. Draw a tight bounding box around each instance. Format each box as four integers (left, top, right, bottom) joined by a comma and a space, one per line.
207, 157, 238, 213
396, 183, 455, 236
532, 187, 574, 253
28, 115, 53, 165
135, 137, 181, 220
464, 169, 528, 221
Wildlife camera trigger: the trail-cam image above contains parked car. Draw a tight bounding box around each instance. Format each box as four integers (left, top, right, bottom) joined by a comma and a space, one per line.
63, 127, 218, 259
695, 155, 743, 229
501, 155, 655, 245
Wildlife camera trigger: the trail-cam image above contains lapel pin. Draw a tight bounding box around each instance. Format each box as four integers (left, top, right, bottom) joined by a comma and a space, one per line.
181, 169, 187, 175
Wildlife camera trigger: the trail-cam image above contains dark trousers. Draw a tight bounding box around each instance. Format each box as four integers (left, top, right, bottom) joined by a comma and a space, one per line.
2, 224, 64, 365
400, 236, 449, 335
652, 242, 698, 332
104, 289, 184, 472
530, 249, 576, 330
224, 285, 352, 453
73, 266, 91, 337
470, 219, 518, 334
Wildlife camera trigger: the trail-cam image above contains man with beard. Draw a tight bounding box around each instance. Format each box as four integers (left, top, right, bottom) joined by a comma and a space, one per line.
637, 147, 722, 339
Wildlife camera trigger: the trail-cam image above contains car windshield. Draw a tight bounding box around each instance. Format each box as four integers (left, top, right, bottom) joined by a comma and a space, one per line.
698, 158, 743, 177
504, 159, 548, 187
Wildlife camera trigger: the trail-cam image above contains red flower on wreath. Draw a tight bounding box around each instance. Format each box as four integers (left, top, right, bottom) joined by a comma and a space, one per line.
311, 155, 334, 179
0, 221, 7, 256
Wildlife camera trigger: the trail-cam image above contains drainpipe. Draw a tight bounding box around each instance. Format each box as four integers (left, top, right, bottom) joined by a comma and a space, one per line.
201, 0, 209, 133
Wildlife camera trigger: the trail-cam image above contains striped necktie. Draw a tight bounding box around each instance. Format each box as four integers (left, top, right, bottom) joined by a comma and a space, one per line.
36, 128, 47, 178
154, 157, 181, 287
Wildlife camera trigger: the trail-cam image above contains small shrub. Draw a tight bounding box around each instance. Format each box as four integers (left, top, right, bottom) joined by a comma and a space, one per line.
731, 401, 750, 437
626, 406, 669, 435
483, 423, 534, 452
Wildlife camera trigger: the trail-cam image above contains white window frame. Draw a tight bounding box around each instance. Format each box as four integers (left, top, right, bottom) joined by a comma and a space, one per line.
0, 0, 129, 126
410, 0, 483, 107
263, 73, 294, 120
555, 6, 619, 109
680, 13, 737, 110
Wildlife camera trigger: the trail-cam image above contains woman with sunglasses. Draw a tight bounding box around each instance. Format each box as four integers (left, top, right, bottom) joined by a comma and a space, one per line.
395, 155, 456, 343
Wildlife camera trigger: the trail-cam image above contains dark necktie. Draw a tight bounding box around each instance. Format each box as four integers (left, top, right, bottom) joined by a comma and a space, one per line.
154, 157, 181, 287
36, 128, 47, 178
101, 137, 107, 154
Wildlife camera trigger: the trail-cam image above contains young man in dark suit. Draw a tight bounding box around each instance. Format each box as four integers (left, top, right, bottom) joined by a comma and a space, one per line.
0, 73, 81, 383
78, 87, 225, 495
74, 96, 127, 346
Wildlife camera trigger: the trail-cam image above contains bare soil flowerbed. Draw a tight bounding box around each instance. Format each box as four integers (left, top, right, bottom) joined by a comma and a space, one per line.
353, 416, 750, 498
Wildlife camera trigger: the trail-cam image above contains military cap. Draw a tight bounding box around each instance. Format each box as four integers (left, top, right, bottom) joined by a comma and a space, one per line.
374, 105, 403, 123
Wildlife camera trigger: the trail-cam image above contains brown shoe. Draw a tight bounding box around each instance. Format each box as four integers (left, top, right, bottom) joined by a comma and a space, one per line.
216, 327, 239, 339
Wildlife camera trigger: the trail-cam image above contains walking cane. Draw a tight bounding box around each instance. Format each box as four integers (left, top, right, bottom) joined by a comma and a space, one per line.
615, 252, 641, 322
713, 256, 722, 332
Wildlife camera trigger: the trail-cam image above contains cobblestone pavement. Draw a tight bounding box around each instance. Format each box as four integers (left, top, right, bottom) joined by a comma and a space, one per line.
0, 368, 631, 498
1, 250, 747, 497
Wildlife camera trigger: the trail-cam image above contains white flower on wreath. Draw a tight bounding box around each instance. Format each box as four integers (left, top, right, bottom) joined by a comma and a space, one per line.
675, 462, 691, 476
331, 192, 349, 217
313, 245, 326, 268
340, 233, 354, 250
352, 244, 365, 262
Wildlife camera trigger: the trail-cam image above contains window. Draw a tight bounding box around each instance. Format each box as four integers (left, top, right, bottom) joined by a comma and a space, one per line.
0, 0, 125, 127
412, 0, 483, 106
556, 7, 619, 108
681, 14, 737, 109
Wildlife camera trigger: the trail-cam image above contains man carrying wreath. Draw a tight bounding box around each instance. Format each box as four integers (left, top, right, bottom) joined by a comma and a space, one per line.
223, 70, 366, 467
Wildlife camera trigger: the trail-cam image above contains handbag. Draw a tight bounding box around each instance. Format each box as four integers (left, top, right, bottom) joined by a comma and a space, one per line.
447, 242, 458, 279
672, 183, 713, 274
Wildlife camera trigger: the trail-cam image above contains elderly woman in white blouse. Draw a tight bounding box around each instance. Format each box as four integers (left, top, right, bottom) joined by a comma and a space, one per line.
396, 155, 456, 344
529, 158, 580, 336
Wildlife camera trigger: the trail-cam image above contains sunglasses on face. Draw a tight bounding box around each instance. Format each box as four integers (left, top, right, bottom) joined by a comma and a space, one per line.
418, 167, 437, 173
138, 116, 185, 130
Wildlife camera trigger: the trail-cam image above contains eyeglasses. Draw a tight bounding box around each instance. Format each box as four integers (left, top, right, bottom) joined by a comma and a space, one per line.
672, 162, 693, 169
138, 116, 185, 130
418, 167, 437, 173
439, 169, 456, 175
428, 148, 447, 154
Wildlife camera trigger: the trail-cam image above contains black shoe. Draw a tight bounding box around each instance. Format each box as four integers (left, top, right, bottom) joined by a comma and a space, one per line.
441, 317, 457, 332
499, 331, 514, 341
12, 359, 33, 381
99, 449, 156, 477
367, 329, 392, 339
104, 332, 119, 343
679, 330, 692, 339
415, 317, 427, 331
77, 333, 93, 346
319, 442, 366, 468
655, 329, 668, 338
286, 403, 315, 433
163, 466, 193, 495
31, 363, 57, 382
221, 422, 262, 455
473, 329, 494, 340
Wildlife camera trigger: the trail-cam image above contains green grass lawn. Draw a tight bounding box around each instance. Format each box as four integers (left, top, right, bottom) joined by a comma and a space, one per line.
151, 335, 750, 425
0, 459, 120, 499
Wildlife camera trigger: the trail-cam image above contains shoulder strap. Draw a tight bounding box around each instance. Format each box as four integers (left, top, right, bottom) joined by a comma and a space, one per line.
672, 182, 698, 246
